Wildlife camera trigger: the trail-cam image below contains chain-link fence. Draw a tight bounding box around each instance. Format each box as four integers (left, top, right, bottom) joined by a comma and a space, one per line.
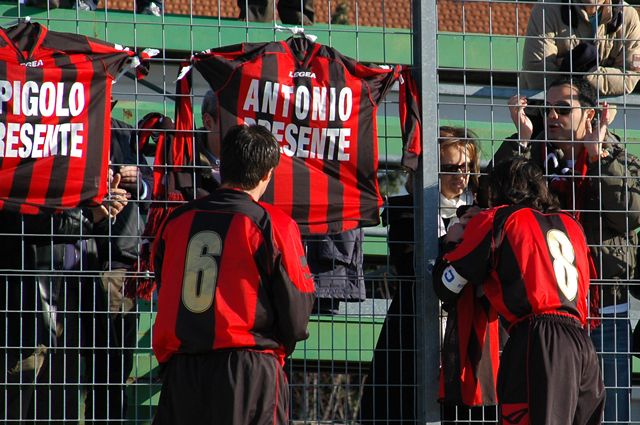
1, 0, 638, 424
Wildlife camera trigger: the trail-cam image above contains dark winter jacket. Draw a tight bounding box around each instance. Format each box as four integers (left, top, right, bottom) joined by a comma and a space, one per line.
0, 208, 106, 349
491, 133, 640, 307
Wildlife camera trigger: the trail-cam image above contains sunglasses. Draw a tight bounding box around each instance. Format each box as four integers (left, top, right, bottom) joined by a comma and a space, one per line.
543, 102, 574, 116
440, 163, 471, 174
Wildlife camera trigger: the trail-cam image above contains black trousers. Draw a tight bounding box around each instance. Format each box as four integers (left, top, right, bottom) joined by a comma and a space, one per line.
23, 277, 129, 424
359, 279, 417, 424
498, 315, 605, 425
154, 350, 289, 425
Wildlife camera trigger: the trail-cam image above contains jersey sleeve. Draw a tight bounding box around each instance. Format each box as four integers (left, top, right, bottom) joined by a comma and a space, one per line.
193, 42, 266, 93
325, 47, 400, 105
261, 202, 316, 356
432, 210, 494, 303
399, 67, 421, 171
42, 31, 138, 78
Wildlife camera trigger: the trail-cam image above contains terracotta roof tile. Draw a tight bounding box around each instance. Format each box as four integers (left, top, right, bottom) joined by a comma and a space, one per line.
438, 0, 532, 35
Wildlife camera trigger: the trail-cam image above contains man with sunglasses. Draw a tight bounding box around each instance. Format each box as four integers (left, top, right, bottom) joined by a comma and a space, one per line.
493, 75, 640, 423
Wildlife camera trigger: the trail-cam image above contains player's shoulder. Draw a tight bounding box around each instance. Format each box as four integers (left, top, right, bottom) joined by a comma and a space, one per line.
259, 201, 297, 228
161, 194, 221, 227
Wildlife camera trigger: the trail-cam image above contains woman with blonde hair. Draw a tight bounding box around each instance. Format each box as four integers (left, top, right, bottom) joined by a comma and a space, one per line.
438, 126, 480, 237
360, 126, 482, 424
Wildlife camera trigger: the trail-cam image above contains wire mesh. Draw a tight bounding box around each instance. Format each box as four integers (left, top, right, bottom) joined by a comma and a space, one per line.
437, 1, 640, 423
0, 0, 419, 424
1, 0, 639, 424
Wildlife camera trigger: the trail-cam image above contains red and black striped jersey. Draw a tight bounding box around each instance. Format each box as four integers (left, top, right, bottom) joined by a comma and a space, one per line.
0, 21, 142, 214
434, 205, 594, 326
176, 37, 400, 234
152, 188, 315, 365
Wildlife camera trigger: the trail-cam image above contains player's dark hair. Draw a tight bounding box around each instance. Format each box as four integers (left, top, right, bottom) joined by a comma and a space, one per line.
548, 76, 597, 108
220, 124, 280, 190
488, 157, 560, 213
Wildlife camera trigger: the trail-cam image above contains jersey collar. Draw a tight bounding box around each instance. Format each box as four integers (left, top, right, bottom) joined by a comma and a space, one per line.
0, 21, 47, 62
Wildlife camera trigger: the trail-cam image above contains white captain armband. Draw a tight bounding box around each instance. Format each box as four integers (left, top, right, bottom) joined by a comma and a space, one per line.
441, 265, 468, 294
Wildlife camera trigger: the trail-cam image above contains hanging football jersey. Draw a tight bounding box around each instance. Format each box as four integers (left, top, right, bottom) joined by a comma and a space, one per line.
0, 20, 155, 214
176, 36, 400, 234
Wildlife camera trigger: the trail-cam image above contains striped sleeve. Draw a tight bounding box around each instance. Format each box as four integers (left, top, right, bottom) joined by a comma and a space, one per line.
261, 202, 315, 355
433, 210, 494, 302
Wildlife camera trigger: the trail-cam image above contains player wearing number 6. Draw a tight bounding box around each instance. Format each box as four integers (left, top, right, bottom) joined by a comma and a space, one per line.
433, 157, 604, 425
151, 125, 316, 425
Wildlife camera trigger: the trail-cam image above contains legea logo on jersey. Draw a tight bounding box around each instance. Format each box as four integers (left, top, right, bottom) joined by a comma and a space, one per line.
289, 70, 316, 79
20, 59, 44, 68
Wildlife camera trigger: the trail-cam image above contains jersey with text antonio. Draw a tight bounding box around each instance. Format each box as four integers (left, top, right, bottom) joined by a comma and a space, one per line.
184, 37, 399, 234
152, 189, 316, 365
440, 205, 593, 325
0, 21, 139, 214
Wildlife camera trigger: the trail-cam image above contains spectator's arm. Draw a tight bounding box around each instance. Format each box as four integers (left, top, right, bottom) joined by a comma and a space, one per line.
522, 5, 560, 90
586, 6, 640, 96
20, 208, 93, 241
588, 145, 640, 233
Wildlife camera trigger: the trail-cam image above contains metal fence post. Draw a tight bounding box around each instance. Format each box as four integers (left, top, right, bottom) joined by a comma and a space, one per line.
412, 0, 441, 424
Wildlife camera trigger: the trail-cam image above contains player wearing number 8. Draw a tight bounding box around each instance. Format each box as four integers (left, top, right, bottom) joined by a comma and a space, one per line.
433, 157, 604, 425
151, 125, 316, 425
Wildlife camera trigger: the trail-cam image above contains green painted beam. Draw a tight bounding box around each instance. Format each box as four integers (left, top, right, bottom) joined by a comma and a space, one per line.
363, 233, 389, 257
0, 6, 412, 63
293, 314, 385, 363
438, 33, 523, 71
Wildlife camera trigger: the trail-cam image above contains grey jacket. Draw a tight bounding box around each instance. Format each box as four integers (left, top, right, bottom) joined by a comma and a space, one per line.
522, 0, 640, 96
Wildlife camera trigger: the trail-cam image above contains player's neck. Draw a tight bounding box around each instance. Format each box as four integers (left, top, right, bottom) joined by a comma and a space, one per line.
220, 184, 263, 202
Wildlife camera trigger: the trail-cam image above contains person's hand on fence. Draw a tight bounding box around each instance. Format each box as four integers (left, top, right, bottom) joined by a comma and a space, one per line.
584, 101, 610, 163
90, 173, 129, 223
117, 165, 142, 197
508, 95, 533, 144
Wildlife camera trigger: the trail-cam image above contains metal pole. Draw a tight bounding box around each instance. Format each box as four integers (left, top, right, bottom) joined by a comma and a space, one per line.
412, 0, 441, 424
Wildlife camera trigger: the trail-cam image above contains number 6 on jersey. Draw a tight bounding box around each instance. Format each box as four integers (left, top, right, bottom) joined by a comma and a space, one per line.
182, 231, 222, 313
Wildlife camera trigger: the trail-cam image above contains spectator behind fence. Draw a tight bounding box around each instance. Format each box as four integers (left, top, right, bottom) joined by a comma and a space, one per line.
521, 0, 640, 96
136, 0, 163, 16
497, 75, 640, 422
434, 157, 605, 425
24, 0, 97, 11
195, 90, 222, 193
151, 124, 315, 425
24, 0, 162, 14
238, 0, 314, 25
360, 126, 483, 423
0, 174, 128, 423
92, 118, 154, 421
